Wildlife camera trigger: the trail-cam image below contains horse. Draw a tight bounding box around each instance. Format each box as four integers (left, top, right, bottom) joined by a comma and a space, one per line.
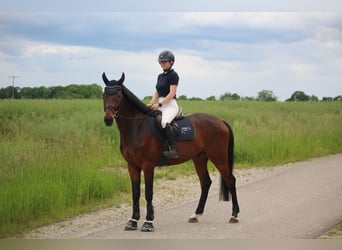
102, 72, 240, 232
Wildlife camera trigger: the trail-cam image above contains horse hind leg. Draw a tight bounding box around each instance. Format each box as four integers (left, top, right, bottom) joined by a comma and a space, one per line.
228, 175, 240, 223
188, 154, 212, 223
219, 169, 240, 223
211, 157, 240, 223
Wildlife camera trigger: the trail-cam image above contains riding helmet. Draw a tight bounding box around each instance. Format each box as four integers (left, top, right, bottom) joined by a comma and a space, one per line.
158, 50, 175, 64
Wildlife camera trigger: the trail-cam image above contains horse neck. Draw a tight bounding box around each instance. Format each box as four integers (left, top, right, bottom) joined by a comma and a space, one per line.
115, 97, 148, 134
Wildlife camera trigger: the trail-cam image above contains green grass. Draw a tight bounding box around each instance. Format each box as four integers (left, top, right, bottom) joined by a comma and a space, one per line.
0, 99, 341, 237
179, 100, 342, 167
0, 100, 130, 237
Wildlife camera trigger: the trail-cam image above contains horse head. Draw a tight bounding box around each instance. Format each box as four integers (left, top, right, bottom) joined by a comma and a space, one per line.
102, 72, 125, 126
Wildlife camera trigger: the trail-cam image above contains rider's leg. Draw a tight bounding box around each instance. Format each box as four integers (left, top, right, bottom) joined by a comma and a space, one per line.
159, 98, 179, 159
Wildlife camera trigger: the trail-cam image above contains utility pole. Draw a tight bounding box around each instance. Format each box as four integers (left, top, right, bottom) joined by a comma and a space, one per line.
8, 75, 19, 99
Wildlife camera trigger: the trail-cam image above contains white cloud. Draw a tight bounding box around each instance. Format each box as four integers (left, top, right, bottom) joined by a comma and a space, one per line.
0, 12, 341, 101
180, 12, 341, 30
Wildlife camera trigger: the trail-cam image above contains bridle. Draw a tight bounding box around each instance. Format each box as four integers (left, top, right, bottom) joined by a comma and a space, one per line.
104, 85, 145, 120
104, 85, 122, 119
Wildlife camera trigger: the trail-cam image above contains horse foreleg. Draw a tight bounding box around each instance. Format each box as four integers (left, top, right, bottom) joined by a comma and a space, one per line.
189, 156, 211, 223
141, 168, 155, 232
125, 165, 141, 231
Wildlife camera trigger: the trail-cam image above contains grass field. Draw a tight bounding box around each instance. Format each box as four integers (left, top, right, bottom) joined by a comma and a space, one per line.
0, 99, 341, 237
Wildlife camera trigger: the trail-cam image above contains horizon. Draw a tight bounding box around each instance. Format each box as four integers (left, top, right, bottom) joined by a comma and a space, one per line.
1, 82, 340, 101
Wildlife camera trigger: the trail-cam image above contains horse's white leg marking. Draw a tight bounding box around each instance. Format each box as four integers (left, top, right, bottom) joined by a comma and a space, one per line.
188, 213, 203, 223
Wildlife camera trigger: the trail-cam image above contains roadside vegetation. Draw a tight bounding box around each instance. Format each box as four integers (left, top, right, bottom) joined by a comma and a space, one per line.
0, 99, 341, 237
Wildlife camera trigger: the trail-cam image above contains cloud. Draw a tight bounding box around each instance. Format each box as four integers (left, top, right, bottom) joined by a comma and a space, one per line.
1, 12, 341, 51
0, 12, 341, 101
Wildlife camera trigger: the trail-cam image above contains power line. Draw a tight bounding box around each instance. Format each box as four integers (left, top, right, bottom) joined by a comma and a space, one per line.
8, 75, 19, 99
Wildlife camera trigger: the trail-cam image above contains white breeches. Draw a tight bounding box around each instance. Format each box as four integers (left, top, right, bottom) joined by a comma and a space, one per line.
158, 97, 179, 128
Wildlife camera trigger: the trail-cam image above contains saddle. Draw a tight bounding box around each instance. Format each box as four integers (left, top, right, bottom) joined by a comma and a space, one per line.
149, 107, 195, 142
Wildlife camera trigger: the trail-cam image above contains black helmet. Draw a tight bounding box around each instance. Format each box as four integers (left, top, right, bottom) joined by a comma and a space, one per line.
158, 50, 175, 64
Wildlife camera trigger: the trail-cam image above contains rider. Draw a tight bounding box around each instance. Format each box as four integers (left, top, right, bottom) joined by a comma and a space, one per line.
148, 50, 179, 159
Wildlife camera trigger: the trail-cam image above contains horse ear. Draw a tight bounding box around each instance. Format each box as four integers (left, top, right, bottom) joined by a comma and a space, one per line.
118, 72, 125, 86
102, 72, 109, 86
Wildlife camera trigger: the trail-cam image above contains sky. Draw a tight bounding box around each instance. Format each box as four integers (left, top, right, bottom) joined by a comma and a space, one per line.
0, 1, 342, 101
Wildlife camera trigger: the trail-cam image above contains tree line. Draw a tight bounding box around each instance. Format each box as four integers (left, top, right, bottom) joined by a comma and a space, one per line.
1, 85, 341, 102
144, 90, 341, 102
176, 90, 341, 102
0, 84, 102, 99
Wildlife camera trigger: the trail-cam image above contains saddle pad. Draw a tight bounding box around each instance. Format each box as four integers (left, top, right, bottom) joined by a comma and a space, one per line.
149, 117, 195, 142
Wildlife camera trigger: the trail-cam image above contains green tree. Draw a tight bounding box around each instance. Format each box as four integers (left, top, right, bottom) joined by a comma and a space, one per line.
241, 96, 255, 101
206, 95, 216, 101
87, 84, 103, 99
256, 90, 277, 102
220, 92, 233, 101
310, 95, 319, 102
20, 87, 35, 99
0, 86, 12, 98
287, 91, 310, 102
333, 95, 342, 101
189, 97, 202, 101
178, 95, 188, 100
322, 97, 333, 102
0, 86, 19, 99
231, 93, 240, 100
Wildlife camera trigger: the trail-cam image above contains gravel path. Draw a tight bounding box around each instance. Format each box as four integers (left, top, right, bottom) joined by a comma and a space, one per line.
24, 155, 342, 239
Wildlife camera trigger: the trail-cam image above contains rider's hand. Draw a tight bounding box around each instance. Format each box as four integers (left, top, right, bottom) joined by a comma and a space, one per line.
148, 103, 159, 110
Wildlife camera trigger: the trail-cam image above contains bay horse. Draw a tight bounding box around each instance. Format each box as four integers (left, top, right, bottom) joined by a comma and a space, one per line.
102, 72, 239, 232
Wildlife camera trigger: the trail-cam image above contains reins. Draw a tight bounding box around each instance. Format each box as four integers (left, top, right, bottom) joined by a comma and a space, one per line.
104, 95, 147, 121
104, 84, 157, 120
114, 111, 146, 120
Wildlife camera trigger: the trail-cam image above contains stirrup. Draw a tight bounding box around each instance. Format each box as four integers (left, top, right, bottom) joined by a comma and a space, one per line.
163, 146, 178, 159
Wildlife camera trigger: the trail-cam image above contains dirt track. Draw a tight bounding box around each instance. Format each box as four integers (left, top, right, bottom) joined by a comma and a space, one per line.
25, 154, 342, 239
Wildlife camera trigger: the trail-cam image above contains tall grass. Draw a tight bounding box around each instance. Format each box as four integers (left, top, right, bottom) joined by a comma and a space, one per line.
0, 99, 341, 237
179, 100, 342, 166
0, 100, 130, 237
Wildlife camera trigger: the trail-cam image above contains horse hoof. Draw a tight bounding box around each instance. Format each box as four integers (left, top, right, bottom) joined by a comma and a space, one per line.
229, 216, 239, 223
141, 221, 154, 232
124, 219, 138, 231
188, 217, 199, 223
188, 213, 202, 223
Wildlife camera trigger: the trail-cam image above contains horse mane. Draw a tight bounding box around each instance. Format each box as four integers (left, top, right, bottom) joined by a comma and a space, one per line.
122, 85, 153, 115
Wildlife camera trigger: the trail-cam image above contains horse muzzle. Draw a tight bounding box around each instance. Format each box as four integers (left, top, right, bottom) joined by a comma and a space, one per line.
104, 105, 115, 126
104, 116, 114, 126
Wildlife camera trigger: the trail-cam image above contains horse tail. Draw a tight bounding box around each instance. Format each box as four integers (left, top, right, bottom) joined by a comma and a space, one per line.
219, 120, 234, 202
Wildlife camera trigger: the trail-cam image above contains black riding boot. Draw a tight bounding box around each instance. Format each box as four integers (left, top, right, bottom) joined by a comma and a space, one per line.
163, 123, 178, 159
